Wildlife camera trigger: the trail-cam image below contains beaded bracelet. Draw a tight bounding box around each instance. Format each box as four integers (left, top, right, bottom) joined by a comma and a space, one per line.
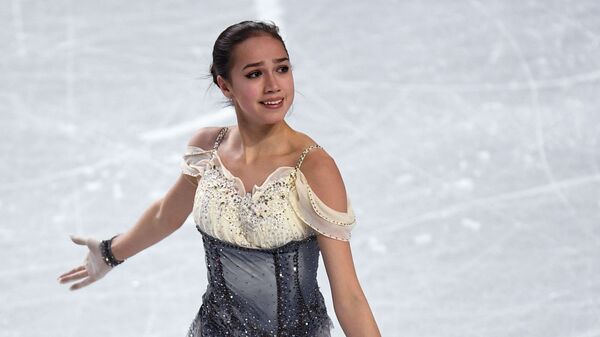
100, 234, 125, 267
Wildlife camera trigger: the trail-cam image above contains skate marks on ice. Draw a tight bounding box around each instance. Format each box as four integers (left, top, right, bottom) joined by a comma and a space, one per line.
3, 0, 600, 336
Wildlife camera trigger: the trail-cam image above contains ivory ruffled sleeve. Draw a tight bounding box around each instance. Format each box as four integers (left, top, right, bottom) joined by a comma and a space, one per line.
180, 145, 213, 177
288, 169, 357, 241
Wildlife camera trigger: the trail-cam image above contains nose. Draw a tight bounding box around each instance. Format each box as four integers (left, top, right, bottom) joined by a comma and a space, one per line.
264, 72, 280, 93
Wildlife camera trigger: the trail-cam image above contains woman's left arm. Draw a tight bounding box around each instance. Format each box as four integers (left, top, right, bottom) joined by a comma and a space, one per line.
318, 236, 382, 337
301, 151, 382, 337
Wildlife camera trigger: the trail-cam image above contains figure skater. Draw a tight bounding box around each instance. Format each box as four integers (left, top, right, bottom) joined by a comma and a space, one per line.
58, 20, 381, 337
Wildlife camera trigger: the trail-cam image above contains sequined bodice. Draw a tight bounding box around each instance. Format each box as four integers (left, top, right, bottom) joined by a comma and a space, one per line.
192, 127, 322, 249
181, 126, 357, 336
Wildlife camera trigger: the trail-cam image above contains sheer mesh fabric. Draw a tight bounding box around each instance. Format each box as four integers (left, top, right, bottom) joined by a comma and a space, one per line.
186, 229, 334, 336
180, 127, 357, 336
180, 147, 357, 246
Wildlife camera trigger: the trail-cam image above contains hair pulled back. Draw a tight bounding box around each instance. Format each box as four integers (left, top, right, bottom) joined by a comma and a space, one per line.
210, 21, 288, 87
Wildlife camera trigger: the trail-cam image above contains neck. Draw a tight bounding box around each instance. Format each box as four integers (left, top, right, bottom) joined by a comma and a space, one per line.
229, 121, 295, 164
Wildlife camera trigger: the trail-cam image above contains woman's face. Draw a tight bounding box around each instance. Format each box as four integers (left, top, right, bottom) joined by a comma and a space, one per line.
217, 34, 294, 125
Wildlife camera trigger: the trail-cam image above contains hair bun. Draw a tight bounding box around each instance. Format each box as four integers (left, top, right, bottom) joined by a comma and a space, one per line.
209, 63, 218, 86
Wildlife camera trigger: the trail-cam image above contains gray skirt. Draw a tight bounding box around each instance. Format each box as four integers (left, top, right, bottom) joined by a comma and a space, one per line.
187, 228, 334, 337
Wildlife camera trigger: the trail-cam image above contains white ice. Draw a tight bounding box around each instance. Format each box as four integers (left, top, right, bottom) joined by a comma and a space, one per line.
1, 0, 599, 336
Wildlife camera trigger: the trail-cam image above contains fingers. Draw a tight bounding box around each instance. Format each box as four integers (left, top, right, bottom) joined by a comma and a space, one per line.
62, 235, 104, 291
70, 276, 95, 291
58, 265, 85, 279
58, 266, 87, 284
70, 235, 87, 245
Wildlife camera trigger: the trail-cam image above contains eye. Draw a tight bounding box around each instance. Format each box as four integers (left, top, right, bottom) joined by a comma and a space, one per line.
245, 71, 261, 79
277, 65, 290, 73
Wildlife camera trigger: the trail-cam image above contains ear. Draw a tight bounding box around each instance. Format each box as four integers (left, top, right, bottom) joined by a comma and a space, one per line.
216, 75, 233, 99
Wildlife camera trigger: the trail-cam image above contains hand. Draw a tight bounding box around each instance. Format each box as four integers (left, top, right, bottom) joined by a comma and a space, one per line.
57, 235, 113, 291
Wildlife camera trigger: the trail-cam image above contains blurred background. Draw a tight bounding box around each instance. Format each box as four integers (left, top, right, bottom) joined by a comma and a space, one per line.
1, 0, 599, 336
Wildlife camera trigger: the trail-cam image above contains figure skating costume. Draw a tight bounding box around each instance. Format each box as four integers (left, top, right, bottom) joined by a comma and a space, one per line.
180, 126, 357, 336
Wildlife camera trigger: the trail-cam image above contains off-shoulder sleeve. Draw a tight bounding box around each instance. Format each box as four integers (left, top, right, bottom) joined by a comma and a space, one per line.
180, 145, 213, 177
288, 169, 357, 241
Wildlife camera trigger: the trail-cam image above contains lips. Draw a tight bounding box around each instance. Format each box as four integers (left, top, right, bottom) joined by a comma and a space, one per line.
260, 97, 284, 108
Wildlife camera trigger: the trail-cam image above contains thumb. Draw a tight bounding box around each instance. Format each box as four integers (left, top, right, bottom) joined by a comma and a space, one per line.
70, 235, 87, 246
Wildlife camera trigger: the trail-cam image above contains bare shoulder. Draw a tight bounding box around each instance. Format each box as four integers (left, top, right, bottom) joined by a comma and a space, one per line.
187, 126, 226, 150
297, 141, 349, 213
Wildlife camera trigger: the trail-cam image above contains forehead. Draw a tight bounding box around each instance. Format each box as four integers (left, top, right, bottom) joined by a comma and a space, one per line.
231, 34, 288, 68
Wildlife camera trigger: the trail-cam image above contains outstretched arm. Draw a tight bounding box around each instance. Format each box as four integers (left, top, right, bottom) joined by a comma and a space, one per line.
300, 151, 381, 337
58, 172, 196, 290
58, 127, 220, 290
109, 126, 223, 261
108, 173, 196, 261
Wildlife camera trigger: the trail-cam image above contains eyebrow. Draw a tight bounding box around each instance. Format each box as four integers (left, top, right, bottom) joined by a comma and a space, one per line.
242, 57, 289, 70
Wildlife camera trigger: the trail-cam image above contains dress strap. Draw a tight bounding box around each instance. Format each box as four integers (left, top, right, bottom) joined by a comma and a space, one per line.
294, 144, 322, 171
212, 126, 229, 150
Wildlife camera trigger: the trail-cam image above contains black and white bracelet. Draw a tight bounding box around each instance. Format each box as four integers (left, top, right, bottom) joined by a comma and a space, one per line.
100, 234, 125, 267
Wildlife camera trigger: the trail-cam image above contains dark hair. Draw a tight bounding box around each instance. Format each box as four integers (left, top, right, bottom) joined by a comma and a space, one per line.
210, 20, 289, 87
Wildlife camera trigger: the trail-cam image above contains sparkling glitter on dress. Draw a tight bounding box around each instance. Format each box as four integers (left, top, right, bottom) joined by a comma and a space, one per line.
180, 126, 357, 336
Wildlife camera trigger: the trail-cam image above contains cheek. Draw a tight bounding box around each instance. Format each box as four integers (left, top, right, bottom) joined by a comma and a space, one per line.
239, 86, 261, 103
287, 75, 295, 97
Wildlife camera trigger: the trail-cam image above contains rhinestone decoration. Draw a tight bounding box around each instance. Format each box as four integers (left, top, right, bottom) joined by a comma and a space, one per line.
185, 228, 334, 336
180, 127, 353, 336
189, 127, 330, 250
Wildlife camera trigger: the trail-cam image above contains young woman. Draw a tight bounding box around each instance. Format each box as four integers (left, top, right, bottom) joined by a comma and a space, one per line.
58, 20, 381, 337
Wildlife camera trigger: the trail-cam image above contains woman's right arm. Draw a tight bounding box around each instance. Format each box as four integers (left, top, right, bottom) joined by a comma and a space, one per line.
107, 126, 222, 260
58, 126, 221, 290
108, 175, 196, 261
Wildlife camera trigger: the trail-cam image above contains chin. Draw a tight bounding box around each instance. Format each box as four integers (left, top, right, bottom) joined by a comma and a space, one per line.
259, 111, 288, 124
266, 114, 287, 124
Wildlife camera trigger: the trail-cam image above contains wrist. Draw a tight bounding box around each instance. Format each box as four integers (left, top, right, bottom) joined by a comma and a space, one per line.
100, 234, 126, 267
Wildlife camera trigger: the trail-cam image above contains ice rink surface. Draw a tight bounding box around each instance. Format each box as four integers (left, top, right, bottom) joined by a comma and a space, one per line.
1, 0, 600, 336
